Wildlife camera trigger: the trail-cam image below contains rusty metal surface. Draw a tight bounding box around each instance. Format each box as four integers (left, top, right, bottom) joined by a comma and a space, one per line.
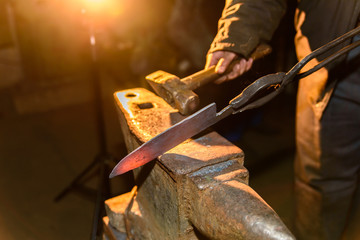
132, 163, 184, 239
114, 88, 179, 144
145, 70, 200, 115
114, 88, 242, 176
187, 159, 248, 189
161, 131, 243, 176
104, 186, 137, 233
110, 103, 221, 176
104, 193, 131, 233
112, 88, 295, 240
102, 216, 127, 240
186, 160, 294, 240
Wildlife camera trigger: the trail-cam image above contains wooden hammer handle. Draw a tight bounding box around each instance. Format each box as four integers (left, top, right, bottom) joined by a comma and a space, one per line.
181, 43, 272, 90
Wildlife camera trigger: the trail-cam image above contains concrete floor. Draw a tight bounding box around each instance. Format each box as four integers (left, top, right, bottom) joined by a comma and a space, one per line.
0, 69, 297, 239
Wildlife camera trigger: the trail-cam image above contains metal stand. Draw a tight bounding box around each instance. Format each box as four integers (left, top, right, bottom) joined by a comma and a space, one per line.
54, 14, 114, 240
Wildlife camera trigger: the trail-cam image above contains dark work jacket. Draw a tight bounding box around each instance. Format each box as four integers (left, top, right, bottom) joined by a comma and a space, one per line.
209, 0, 360, 117
209, 0, 287, 58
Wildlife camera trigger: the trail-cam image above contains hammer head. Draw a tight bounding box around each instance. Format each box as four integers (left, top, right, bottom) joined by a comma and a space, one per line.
146, 70, 199, 115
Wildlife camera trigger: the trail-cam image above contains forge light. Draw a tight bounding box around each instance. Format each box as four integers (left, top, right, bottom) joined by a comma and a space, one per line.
81, 0, 124, 19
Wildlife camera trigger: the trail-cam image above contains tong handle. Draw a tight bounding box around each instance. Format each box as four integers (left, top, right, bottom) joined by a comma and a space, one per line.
297, 40, 360, 79
285, 26, 360, 82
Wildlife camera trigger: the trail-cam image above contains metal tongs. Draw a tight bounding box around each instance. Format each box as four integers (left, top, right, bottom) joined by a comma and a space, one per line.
216, 25, 360, 119
110, 26, 360, 177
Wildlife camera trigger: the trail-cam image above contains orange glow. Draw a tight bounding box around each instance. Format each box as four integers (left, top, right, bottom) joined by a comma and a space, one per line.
81, 0, 124, 18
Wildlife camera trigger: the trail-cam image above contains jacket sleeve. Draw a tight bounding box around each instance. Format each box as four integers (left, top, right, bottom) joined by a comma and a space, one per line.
209, 0, 287, 58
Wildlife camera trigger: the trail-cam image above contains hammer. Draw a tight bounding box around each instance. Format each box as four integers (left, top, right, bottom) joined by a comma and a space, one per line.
146, 43, 272, 115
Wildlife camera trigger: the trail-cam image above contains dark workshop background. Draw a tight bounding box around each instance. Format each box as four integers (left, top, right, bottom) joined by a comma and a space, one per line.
0, 0, 299, 239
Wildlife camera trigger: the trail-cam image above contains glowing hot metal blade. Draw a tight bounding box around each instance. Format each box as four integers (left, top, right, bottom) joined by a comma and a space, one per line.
109, 103, 218, 177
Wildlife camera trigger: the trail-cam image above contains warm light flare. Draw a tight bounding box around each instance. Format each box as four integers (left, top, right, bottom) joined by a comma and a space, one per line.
81, 0, 124, 18
84, 0, 107, 10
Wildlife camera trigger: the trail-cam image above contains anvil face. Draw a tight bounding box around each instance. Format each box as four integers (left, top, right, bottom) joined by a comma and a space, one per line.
109, 88, 295, 240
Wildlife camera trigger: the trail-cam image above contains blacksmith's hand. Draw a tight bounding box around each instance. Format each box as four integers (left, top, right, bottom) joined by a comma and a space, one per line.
205, 51, 253, 84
